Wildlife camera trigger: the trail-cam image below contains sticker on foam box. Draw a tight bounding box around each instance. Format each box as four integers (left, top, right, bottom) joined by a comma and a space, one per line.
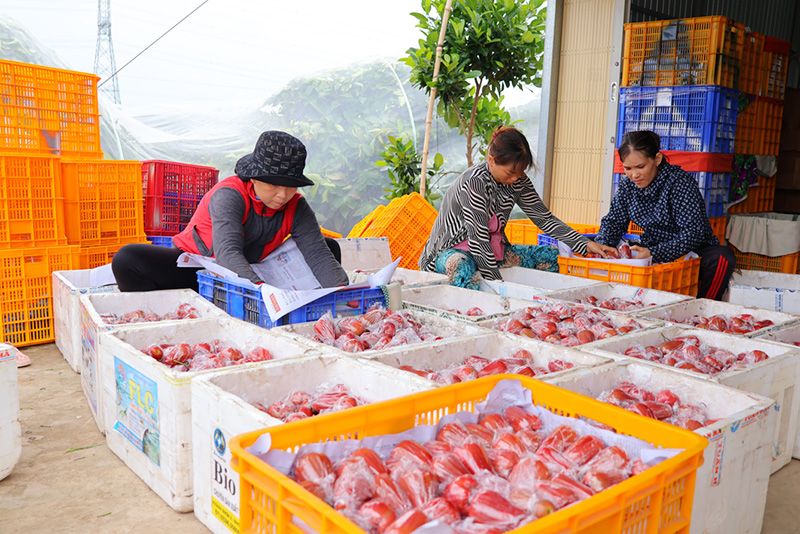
727, 269, 800, 314
53, 270, 118, 374
79, 289, 226, 435
401, 284, 535, 323
583, 324, 800, 473
348, 267, 449, 288
546, 361, 775, 534
540, 282, 693, 314
335, 237, 393, 272
191, 354, 434, 534
481, 266, 606, 301
0, 344, 21, 482
98, 316, 315, 512
634, 297, 800, 337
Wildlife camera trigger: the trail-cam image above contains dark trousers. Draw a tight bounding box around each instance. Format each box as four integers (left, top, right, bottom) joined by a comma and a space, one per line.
111, 238, 342, 292
694, 244, 736, 300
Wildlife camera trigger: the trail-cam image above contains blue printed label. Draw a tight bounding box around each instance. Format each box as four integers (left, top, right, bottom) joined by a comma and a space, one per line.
114, 356, 160, 466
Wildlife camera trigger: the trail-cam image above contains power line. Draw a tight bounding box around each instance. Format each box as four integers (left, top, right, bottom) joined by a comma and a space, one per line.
98, 0, 210, 89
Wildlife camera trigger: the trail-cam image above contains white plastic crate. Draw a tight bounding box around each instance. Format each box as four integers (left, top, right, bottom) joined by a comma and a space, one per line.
335, 237, 393, 271
191, 355, 434, 534
481, 266, 605, 301
79, 289, 225, 435
401, 285, 535, 323
52, 270, 118, 373
540, 282, 693, 314
634, 297, 800, 337
348, 267, 449, 288
727, 269, 800, 314
546, 361, 776, 534
0, 344, 21, 481
98, 316, 315, 512
583, 325, 800, 473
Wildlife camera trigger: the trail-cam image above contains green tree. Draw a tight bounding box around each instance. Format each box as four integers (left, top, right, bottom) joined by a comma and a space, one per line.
402, 0, 546, 166
376, 135, 443, 203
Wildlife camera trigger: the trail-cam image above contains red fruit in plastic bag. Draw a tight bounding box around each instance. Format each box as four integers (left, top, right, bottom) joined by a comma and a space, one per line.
618, 244, 632, 259
396, 468, 439, 508
350, 448, 389, 477
121, 310, 146, 323
517, 429, 544, 452
333, 460, 375, 510
143, 344, 165, 361
605, 388, 636, 406
436, 421, 472, 447
454, 365, 479, 382
312, 391, 352, 413
384, 509, 429, 534
540, 425, 579, 452
466, 307, 484, 317
285, 411, 308, 423
358, 499, 396, 534
387, 440, 433, 471
162, 343, 193, 365
424, 440, 452, 457
643, 401, 674, 420
313, 315, 336, 342
550, 473, 595, 500
217, 347, 243, 362
266, 400, 292, 420
464, 355, 490, 369
374, 473, 412, 513
753, 319, 773, 330
245, 346, 273, 362
143, 312, 162, 322
535, 480, 578, 510
656, 389, 681, 407
617, 383, 655, 402
420, 497, 461, 524
478, 360, 508, 377
454, 443, 494, 475
479, 413, 511, 433
442, 474, 479, 514
288, 391, 311, 406
536, 446, 575, 474
515, 366, 536, 377
504, 406, 541, 432
583, 445, 628, 477
548, 359, 575, 373
299, 480, 331, 504
501, 319, 526, 335
338, 317, 366, 336
492, 433, 526, 456
508, 456, 550, 488
678, 419, 704, 431
488, 449, 519, 478
467, 490, 525, 526
563, 435, 604, 466
575, 330, 596, 345
534, 499, 556, 518
294, 452, 335, 484
432, 452, 471, 483
627, 402, 655, 419
510, 349, 533, 362
582, 470, 627, 492
464, 423, 494, 448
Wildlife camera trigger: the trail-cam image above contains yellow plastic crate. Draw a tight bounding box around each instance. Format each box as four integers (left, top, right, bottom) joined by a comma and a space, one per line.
61, 159, 147, 247
0, 245, 80, 346
559, 255, 701, 296
730, 245, 799, 274
319, 227, 342, 239
505, 219, 540, 245
230, 374, 707, 534
347, 205, 386, 238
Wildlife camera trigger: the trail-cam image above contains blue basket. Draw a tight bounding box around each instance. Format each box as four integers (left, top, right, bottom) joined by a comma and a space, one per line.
538, 232, 593, 248
196, 270, 387, 328
539, 233, 639, 250
613, 171, 730, 218
148, 236, 174, 247
617, 85, 739, 153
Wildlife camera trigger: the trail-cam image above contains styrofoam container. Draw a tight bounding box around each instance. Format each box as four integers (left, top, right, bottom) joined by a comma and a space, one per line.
401, 285, 535, 323
191, 355, 435, 534
539, 282, 693, 314
481, 267, 605, 301
727, 269, 800, 314
274, 309, 495, 357
360, 333, 613, 383
53, 269, 118, 373
634, 297, 800, 337
0, 344, 21, 481
546, 361, 776, 534
80, 289, 225, 435
348, 267, 449, 288
335, 237, 393, 271
583, 325, 800, 473
98, 316, 315, 512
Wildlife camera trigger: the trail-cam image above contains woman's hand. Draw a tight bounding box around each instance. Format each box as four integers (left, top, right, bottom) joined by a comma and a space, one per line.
586, 241, 618, 259
631, 245, 651, 259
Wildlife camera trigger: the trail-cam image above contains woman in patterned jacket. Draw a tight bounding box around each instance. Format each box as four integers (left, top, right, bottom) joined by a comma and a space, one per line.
419, 126, 615, 289
594, 130, 735, 300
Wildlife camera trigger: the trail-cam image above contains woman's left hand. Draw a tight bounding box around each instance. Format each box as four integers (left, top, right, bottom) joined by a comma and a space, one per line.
631, 245, 651, 259
586, 241, 618, 259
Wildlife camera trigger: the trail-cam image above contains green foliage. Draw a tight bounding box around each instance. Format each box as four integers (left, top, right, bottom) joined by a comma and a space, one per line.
402, 0, 546, 165
376, 135, 443, 203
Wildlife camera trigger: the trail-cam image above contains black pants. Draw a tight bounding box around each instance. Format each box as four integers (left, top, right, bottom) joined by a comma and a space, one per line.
694, 244, 736, 300
111, 238, 342, 292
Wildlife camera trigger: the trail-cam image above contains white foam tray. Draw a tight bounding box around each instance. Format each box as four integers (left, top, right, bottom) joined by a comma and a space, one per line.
480, 267, 605, 301
540, 282, 693, 314
0, 344, 21, 482
401, 285, 535, 324
727, 269, 800, 314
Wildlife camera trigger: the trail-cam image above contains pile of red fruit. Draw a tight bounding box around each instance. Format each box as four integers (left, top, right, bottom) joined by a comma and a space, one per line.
493, 303, 642, 347
597, 382, 713, 431
398, 349, 574, 385
586, 243, 633, 260
290, 405, 648, 534
575, 295, 654, 312
253, 384, 365, 423
141, 340, 273, 372
310, 307, 447, 353
676, 313, 774, 334
441, 307, 485, 317
619, 334, 769, 375
100, 303, 200, 325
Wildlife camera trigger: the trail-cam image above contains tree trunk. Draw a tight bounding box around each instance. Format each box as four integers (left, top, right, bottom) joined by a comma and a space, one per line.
465, 79, 483, 167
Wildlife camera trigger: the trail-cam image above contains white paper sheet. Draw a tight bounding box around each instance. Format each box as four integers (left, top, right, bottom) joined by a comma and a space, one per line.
88, 263, 118, 287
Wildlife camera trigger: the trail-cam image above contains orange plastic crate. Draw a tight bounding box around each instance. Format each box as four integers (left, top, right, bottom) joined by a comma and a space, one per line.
61, 159, 147, 247
230, 375, 707, 534
319, 227, 342, 239
360, 193, 437, 270
761, 37, 790, 100
347, 205, 385, 238
709, 216, 726, 244
0, 59, 102, 157
735, 97, 784, 156
627, 222, 644, 235
730, 244, 799, 274
505, 219, 540, 245
0, 245, 80, 347
0, 154, 67, 248
622, 16, 745, 88
740, 31, 765, 95
559, 255, 701, 296
77, 240, 147, 270
728, 175, 775, 214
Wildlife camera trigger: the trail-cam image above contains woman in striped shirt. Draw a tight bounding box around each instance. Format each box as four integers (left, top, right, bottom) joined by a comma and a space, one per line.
419, 126, 615, 289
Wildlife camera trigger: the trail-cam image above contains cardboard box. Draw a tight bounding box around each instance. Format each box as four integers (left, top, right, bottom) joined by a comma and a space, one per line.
727, 269, 800, 314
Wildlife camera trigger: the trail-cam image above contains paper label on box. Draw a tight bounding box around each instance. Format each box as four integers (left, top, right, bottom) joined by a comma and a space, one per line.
710, 435, 725, 486
211, 426, 240, 533
80, 306, 99, 417
113, 356, 160, 466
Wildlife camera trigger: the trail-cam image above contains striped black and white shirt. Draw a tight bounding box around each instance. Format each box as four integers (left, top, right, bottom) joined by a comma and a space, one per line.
418, 161, 590, 280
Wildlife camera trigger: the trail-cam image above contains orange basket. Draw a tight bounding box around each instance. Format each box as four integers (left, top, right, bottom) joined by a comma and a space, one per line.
730, 244, 799, 274
230, 375, 707, 534
728, 175, 775, 214
0, 154, 68, 248
709, 216, 726, 244
0, 59, 103, 157
622, 16, 745, 88
740, 31, 765, 95
505, 219, 540, 245
760, 37, 790, 100
627, 222, 644, 235
76, 240, 147, 270
558, 255, 701, 296
347, 205, 385, 238
319, 227, 342, 239
0, 245, 80, 346
735, 97, 784, 156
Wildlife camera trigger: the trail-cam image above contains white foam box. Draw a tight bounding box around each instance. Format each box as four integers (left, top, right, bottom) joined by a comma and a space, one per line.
583, 325, 800, 473
633, 297, 800, 337
274, 309, 495, 357
349, 267, 449, 289
546, 361, 776, 534
481, 266, 606, 301
79, 289, 225, 435
191, 354, 434, 534
0, 344, 21, 482
539, 282, 693, 314
727, 269, 800, 314
401, 285, 535, 324
98, 316, 315, 512
360, 333, 613, 383
335, 237, 393, 271
53, 269, 118, 373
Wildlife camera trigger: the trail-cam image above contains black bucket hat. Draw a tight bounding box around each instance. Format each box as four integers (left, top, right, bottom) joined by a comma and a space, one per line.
235, 131, 315, 187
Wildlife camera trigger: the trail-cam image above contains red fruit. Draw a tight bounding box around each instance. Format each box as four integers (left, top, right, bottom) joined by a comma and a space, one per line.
530, 321, 558, 338
658, 340, 684, 354
338, 317, 366, 336
463, 423, 495, 448
120, 310, 146, 323
584, 445, 629, 475
605, 388, 636, 407
358, 499, 396, 534
299, 480, 330, 503
492, 433, 526, 456
346, 300, 360, 308
617, 383, 655, 402
361, 306, 384, 326
384, 509, 429, 534
478, 360, 508, 377
294, 452, 335, 484
576, 330, 596, 345
453, 365, 479, 382
517, 429, 544, 452
515, 366, 536, 377
656, 389, 681, 407
217, 347, 244, 362
501, 319, 526, 335
504, 405, 541, 432
753, 319, 774, 330
333, 461, 375, 510
431, 452, 471, 483
387, 440, 433, 471
548, 359, 575, 373
467, 490, 526, 526
345, 448, 389, 477
398, 365, 428, 378
540, 425, 579, 452
464, 355, 490, 369
563, 435, 605, 466
679, 419, 705, 431
643, 401, 674, 420
509, 349, 533, 362
192, 342, 213, 354
396, 468, 439, 508
536, 446, 575, 474
313, 315, 336, 342
534, 500, 556, 518
454, 443, 494, 474
709, 316, 728, 332
466, 307, 484, 317
266, 400, 293, 420
420, 497, 461, 524
436, 421, 472, 447
536, 480, 579, 510
627, 402, 655, 419
143, 344, 164, 361
488, 448, 519, 478
508, 456, 550, 488
618, 244, 632, 259
550, 473, 595, 501
582, 470, 627, 492
479, 413, 511, 432
162, 343, 193, 365
374, 473, 411, 513
442, 474, 478, 514
290, 391, 312, 406
245, 346, 273, 362
423, 440, 452, 457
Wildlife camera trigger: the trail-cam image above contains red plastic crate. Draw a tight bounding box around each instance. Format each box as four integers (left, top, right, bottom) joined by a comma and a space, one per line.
761, 37, 790, 100
142, 160, 219, 236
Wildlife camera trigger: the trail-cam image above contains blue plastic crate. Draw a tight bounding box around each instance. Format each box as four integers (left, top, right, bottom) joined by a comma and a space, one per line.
148, 235, 174, 247
538, 232, 593, 247
539, 232, 639, 250
617, 85, 739, 153
613, 170, 730, 218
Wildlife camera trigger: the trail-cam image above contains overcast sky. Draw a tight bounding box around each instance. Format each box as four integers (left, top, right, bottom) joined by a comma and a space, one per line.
1, 0, 539, 110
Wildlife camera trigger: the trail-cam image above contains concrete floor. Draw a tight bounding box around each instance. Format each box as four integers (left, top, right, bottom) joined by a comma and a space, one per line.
1, 342, 799, 533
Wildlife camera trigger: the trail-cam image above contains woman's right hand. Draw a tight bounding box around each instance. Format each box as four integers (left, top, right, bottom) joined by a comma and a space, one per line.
586, 240, 618, 259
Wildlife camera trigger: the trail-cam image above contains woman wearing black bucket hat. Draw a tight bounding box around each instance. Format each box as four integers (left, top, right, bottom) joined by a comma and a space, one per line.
112, 131, 348, 292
